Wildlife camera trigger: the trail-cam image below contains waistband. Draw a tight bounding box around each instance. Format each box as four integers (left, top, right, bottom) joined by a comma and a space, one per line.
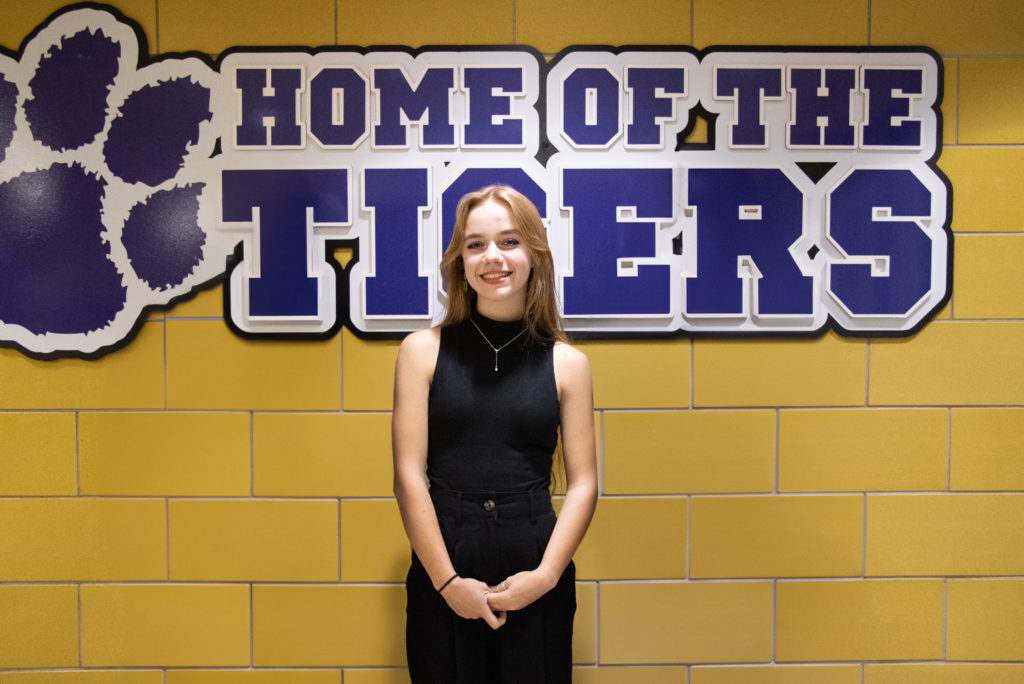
429, 486, 553, 523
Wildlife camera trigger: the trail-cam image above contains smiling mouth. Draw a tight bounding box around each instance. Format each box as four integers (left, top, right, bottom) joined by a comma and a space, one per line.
481, 272, 511, 281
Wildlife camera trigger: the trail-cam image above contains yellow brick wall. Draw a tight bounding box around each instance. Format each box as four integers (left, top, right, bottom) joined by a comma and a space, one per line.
0, 0, 1022, 682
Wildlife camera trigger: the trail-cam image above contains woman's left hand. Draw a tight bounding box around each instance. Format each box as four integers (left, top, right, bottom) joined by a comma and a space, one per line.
484, 568, 558, 612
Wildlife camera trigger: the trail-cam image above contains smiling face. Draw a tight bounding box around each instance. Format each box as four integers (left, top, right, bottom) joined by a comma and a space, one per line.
461, 199, 533, 320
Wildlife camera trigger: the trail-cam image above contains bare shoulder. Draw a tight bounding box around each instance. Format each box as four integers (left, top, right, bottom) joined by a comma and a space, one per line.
396, 326, 442, 379
554, 340, 589, 368
553, 341, 592, 392
400, 326, 441, 356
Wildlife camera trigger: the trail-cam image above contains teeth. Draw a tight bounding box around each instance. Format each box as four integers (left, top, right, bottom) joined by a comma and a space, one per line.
481, 272, 510, 280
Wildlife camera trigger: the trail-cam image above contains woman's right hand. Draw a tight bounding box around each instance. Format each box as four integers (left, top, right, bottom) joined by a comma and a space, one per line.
441, 576, 507, 629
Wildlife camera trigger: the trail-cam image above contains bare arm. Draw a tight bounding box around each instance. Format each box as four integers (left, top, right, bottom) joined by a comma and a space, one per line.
392, 328, 506, 629
486, 342, 598, 612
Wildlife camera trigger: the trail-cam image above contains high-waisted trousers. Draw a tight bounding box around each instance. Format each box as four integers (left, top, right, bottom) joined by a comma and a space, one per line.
405, 487, 576, 684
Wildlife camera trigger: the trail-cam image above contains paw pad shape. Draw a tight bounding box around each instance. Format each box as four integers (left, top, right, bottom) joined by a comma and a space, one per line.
0, 8, 223, 355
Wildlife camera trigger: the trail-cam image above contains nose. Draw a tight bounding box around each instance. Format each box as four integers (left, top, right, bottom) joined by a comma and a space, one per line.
483, 240, 501, 261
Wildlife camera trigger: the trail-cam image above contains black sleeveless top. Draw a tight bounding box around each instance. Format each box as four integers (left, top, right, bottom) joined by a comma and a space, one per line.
427, 312, 560, 492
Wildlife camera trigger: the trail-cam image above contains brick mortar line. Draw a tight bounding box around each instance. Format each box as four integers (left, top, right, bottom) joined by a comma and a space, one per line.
597, 409, 606, 500
685, 495, 691, 581
774, 409, 780, 494
865, 339, 871, 407
5, 491, 1024, 500
75, 412, 81, 497
3, 663, 1022, 673
10, 404, 1024, 414
77, 584, 83, 668
165, 498, 171, 583
862, 493, 868, 579
947, 408, 953, 492
943, 578, 949, 660
6, 574, 1022, 586
772, 579, 777, 663
250, 583, 255, 668
943, 142, 1024, 147
249, 411, 255, 498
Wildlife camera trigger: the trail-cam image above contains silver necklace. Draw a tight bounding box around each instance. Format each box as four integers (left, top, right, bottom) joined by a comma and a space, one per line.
469, 317, 527, 372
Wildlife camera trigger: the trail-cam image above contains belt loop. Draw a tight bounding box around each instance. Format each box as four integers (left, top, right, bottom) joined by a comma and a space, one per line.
488, 491, 497, 521
455, 491, 463, 526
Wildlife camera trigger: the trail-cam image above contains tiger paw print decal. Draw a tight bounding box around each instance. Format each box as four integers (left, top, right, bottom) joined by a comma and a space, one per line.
0, 7, 228, 357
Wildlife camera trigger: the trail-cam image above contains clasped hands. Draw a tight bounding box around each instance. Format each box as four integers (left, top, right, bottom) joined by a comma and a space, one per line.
441, 568, 557, 630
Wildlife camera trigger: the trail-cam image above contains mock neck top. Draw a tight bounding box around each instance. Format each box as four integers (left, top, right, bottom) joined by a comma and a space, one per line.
426, 312, 560, 492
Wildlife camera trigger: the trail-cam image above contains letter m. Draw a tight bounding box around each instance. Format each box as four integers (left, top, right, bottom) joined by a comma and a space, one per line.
372, 66, 456, 148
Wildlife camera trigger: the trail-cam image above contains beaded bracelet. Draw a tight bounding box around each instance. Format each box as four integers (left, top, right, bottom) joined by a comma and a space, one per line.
438, 573, 459, 593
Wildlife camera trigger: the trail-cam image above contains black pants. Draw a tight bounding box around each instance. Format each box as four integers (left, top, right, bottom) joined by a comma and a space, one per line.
405, 487, 576, 684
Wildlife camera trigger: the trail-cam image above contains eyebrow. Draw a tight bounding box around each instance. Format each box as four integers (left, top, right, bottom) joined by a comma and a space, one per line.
464, 229, 521, 240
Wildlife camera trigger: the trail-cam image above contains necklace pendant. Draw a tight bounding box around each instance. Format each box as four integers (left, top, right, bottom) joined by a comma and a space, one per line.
469, 317, 526, 374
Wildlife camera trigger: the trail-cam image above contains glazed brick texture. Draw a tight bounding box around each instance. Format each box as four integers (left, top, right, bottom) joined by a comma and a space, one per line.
0, 0, 1022, 681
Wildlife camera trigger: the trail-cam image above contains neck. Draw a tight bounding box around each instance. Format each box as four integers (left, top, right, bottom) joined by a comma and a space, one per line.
475, 297, 526, 322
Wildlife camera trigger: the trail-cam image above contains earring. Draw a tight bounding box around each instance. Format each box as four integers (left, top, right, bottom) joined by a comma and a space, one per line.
462, 279, 468, 292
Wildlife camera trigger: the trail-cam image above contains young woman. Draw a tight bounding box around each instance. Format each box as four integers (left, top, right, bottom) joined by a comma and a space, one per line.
392, 184, 598, 682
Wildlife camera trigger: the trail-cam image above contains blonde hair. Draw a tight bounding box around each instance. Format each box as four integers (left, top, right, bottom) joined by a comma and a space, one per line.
440, 184, 567, 345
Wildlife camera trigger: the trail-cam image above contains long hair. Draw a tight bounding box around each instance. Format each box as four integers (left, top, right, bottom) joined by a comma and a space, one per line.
440, 184, 567, 345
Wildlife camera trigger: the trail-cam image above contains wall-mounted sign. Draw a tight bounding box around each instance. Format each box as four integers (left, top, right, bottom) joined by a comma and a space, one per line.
0, 5, 950, 358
